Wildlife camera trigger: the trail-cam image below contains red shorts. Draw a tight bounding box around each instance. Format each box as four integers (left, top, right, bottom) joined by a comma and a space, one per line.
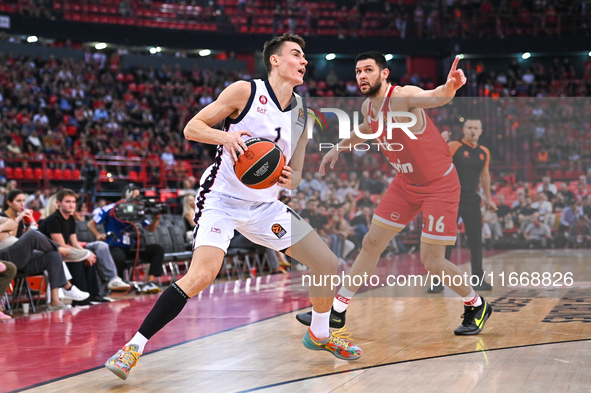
373, 166, 460, 245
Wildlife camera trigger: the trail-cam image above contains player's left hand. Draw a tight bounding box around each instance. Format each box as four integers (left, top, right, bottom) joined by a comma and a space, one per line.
444, 56, 467, 93
277, 166, 292, 189
486, 199, 497, 211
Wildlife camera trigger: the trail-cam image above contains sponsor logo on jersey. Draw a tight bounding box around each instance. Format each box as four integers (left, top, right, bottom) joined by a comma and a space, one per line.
464, 150, 470, 158
391, 159, 414, 174
259, 95, 267, 104
211, 227, 221, 234
272, 223, 287, 239
479, 153, 485, 161
390, 212, 400, 221
297, 108, 305, 125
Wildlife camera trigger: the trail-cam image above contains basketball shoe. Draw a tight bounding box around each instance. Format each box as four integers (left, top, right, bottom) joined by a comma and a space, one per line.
295, 307, 346, 329
454, 297, 493, 335
105, 344, 142, 380
302, 327, 362, 360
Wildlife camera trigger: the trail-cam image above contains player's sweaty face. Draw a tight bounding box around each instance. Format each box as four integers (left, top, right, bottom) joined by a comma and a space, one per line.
355, 60, 382, 96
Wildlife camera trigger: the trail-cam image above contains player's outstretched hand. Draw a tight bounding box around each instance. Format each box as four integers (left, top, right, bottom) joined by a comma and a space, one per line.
444, 56, 467, 94
319, 147, 340, 176
224, 129, 252, 164
278, 165, 292, 189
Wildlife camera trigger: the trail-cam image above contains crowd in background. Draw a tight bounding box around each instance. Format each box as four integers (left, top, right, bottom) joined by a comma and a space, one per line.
6, 0, 591, 39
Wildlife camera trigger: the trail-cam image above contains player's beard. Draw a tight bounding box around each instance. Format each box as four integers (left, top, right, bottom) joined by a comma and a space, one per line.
363, 80, 383, 97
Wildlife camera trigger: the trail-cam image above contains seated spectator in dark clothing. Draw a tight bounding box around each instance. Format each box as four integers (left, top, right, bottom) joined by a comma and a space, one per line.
88, 184, 163, 294
350, 206, 372, 247
536, 176, 557, 199
567, 216, 591, 248
559, 199, 583, 233
583, 196, 591, 223
356, 190, 375, 210
516, 196, 539, 236
523, 214, 553, 248
496, 194, 513, 227
558, 183, 575, 202
0, 260, 16, 319
39, 188, 107, 305
0, 217, 90, 311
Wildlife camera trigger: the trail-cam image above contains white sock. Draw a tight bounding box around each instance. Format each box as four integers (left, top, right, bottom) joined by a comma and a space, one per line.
333, 287, 356, 313
310, 309, 330, 339
462, 289, 482, 307
126, 332, 148, 353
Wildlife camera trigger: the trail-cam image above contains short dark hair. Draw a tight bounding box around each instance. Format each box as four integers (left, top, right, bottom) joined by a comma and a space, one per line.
56, 188, 77, 202
355, 51, 388, 70
262, 33, 305, 74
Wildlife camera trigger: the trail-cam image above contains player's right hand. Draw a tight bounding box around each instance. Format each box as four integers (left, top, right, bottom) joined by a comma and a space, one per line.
223, 130, 252, 164
319, 147, 340, 176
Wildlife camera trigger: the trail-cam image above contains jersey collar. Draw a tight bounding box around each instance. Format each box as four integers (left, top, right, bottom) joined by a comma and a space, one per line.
264, 79, 295, 112
461, 138, 479, 149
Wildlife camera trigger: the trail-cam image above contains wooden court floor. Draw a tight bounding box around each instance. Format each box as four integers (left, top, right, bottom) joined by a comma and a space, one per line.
4, 249, 591, 393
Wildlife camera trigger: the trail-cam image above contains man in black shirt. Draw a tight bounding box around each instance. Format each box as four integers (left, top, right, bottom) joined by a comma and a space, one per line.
431, 119, 496, 292
40, 188, 106, 304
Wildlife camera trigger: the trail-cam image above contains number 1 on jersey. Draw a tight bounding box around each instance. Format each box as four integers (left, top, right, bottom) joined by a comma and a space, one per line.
274, 127, 281, 142
426, 215, 445, 233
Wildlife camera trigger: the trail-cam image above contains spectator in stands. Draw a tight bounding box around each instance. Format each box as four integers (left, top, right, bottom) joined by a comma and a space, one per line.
2, 189, 37, 237
483, 205, 503, 241
349, 206, 372, 248
567, 216, 591, 248
88, 184, 163, 294
558, 182, 575, 203
41, 189, 130, 298
583, 196, 591, 224
182, 194, 196, 234
523, 213, 553, 248
328, 206, 355, 260
0, 215, 91, 310
496, 194, 514, 229
0, 260, 16, 319
536, 176, 557, 198
516, 196, 539, 237
574, 175, 590, 202
178, 176, 197, 198
531, 192, 553, 220
559, 199, 583, 233
40, 189, 105, 304
80, 157, 99, 207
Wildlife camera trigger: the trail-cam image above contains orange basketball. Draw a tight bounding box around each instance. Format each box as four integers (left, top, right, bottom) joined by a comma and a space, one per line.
234, 138, 285, 189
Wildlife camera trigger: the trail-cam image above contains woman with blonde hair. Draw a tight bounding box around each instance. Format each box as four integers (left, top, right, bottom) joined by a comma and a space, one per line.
182, 194, 196, 233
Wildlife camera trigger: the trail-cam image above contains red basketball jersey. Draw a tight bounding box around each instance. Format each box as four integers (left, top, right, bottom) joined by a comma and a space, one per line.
368, 84, 453, 184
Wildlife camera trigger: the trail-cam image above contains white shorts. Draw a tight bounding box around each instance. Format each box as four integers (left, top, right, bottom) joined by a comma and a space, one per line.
192, 191, 313, 253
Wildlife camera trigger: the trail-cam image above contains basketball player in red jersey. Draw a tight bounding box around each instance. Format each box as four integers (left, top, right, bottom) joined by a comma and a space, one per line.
297, 52, 493, 335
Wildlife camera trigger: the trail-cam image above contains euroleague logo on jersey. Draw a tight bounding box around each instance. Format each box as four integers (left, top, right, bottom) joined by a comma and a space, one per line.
272, 223, 287, 239
259, 95, 268, 105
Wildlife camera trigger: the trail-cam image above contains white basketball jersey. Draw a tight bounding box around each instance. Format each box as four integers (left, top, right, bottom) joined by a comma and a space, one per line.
199, 79, 306, 202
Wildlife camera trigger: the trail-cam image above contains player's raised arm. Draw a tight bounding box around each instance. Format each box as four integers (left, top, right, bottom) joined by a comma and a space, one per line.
183, 81, 253, 163
319, 100, 372, 176
393, 56, 466, 110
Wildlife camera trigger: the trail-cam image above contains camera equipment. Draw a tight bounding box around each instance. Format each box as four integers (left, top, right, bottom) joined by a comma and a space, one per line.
113, 197, 167, 222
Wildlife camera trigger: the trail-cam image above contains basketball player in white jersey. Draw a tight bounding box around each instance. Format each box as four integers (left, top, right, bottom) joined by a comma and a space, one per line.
105, 34, 361, 381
